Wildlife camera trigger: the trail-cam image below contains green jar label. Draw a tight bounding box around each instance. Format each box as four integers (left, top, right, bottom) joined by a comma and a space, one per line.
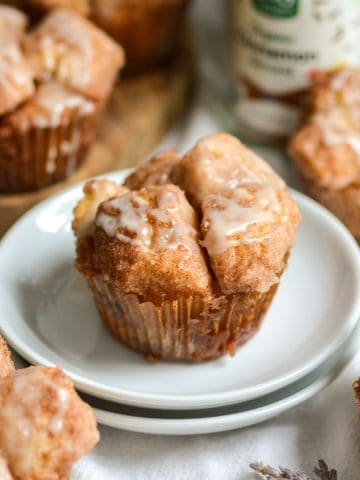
252, 0, 298, 18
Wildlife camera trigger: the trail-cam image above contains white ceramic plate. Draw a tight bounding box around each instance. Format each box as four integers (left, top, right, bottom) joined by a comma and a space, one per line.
83, 325, 360, 434
0, 171, 360, 410
12, 317, 359, 435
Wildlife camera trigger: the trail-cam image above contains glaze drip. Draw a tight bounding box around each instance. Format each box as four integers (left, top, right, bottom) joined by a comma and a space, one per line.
96, 187, 199, 255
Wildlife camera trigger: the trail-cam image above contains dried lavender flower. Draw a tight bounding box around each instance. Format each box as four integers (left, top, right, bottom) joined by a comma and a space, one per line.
250, 462, 312, 479
250, 459, 337, 480
313, 459, 337, 480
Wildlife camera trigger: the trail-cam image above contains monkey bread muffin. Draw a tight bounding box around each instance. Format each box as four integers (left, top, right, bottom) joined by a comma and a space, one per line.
289, 69, 360, 241
73, 133, 301, 361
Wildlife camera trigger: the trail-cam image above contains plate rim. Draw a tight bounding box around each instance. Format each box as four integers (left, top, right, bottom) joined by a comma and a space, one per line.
1, 171, 360, 409
91, 329, 356, 434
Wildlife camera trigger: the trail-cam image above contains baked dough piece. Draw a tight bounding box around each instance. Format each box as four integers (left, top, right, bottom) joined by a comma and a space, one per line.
124, 151, 181, 190
201, 186, 300, 294
0, 366, 99, 480
0, 336, 14, 380
24, 8, 125, 101
94, 184, 212, 304
172, 133, 300, 294
172, 133, 284, 209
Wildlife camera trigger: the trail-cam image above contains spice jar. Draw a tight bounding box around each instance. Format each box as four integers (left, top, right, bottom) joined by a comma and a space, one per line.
231, 0, 360, 145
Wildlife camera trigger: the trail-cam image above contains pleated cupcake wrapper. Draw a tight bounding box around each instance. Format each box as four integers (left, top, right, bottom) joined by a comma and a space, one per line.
306, 181, 360, 243
0, 111, 99, 194
87, 275, 278, 361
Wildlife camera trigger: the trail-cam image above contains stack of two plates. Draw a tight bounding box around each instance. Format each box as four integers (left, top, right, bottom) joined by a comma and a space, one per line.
0, 171, 360, 435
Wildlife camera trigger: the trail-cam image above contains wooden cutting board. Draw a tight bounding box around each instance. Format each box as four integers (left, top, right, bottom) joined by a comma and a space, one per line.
0, 45, 193, 236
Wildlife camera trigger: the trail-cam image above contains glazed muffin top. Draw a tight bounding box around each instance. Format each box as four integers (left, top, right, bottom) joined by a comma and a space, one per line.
0, 81, 96, 138
289, 68, 360, 191
24, 8, 125, 102
0, 6, 124, 126
0, 6, 34, 116
74, 133, 301, 301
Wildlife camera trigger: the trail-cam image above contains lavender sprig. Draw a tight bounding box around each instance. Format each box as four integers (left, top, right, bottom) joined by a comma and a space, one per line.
250, 462, 312, 479
250, 459, 337, 480
313, 460, 337, 480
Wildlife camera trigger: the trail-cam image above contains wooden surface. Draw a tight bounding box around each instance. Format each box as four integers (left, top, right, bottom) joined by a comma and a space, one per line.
0, 46, 193, 236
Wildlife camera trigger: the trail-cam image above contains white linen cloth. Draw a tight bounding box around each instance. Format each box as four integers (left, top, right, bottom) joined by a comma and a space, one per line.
19, 1, 360, 477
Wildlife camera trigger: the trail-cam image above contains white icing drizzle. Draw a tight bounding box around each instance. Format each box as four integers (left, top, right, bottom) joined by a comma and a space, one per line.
201, 185, 282, 255
0, 42, 33, 102
75, 180, 125, 238
33, 82, 94, 128
1, 367, 69, 436
331, 70, 352, 91
195, 149, 284, 191
96, 187, 199, 254
37, 10, 94, 88
0, 455, 13, 480
313, 109, 360, 158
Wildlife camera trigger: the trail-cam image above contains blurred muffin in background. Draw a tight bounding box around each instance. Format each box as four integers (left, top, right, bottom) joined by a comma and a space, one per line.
289, 69, 360, 242
90, 0, 191, 73
0, 7, 124, 193
24, 8, 124, 102
21, 0, 191, 73
0, 365, 99, 480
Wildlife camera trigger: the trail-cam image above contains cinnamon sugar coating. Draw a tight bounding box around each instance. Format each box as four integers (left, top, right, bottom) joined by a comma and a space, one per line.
0, 336, 14, 380
0, 366, 99, 480
24, 8, 125, 101
94, 184, 211, 304
172, 132, 285, 209
124, 150, 181, 190
172, 133, 300, 293
0, 7, 34, 116
201, 186, 299, 294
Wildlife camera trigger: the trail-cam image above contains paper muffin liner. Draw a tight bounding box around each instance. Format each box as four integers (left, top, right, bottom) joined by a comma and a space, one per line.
0, 110, 99, 194
305, 180, 360, 242
86, 275, 279, 362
